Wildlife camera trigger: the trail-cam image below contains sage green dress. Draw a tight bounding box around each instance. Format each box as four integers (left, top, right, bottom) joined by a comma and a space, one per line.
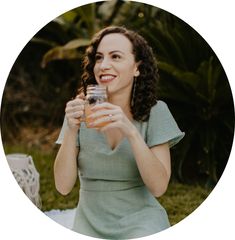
56, 101, 185, 239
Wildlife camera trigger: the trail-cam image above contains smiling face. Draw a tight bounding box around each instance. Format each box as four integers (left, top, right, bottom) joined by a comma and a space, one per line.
93, 33, 140, 97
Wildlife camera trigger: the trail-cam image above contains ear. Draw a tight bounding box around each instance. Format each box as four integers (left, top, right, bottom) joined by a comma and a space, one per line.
134, 70, 140, 77
134, 61, 141, 77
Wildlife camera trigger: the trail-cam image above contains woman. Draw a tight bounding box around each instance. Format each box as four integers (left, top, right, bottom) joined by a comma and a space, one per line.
54, 26, 185, 239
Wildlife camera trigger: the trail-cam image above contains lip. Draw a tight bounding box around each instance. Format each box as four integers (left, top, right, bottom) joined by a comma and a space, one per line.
99, 74, 116, 83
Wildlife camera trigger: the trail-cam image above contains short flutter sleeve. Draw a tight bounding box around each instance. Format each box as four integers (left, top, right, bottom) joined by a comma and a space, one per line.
55, 117, 80, 146
147, 101, 185, 148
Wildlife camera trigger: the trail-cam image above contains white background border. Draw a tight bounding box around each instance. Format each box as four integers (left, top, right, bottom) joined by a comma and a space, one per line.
0, 1, 234, 239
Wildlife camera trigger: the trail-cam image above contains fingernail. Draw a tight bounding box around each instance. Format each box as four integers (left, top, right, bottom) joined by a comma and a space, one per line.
88, 122, 94, 127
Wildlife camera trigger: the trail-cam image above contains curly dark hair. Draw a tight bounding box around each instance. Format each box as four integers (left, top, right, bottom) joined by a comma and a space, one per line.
81, 26, 159, 121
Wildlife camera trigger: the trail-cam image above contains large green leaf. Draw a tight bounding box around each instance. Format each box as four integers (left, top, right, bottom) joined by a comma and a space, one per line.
4, 1, 233, 186
41, 38, 90, 68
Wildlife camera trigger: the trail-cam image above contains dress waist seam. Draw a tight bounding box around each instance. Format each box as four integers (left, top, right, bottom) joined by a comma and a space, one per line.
79, 177, 145, 192
80, 184, 145, 192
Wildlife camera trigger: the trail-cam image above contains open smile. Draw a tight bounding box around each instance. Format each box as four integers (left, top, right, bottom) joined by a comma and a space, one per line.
99, 74, 116, 84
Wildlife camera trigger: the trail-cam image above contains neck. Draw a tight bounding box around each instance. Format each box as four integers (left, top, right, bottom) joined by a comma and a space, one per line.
108, 90, 132, 115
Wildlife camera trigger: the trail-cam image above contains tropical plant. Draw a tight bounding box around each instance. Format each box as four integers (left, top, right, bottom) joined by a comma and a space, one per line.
2, 1, 234, 186
41, 1, 234, 185
39, 0, 124, 68
123, 5, 234, 185
1, 1, 127, 142
159, 56, 234, 185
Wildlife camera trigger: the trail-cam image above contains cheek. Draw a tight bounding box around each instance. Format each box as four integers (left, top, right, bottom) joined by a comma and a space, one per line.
123, 66, 136, 78
93, 64, 98, 75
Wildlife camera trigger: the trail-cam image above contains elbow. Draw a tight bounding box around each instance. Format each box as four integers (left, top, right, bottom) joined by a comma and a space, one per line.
152, 187, 167, 198
59, 190, 70, 196
152, 172, 171, 197
54, 175, 73, 196
150, 184, 168, 198
54, 167, 75, 196
55, 183, 71, 196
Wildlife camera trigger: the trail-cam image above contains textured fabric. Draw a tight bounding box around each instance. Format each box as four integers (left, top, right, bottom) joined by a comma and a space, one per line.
56, 100, 185, 239
6, 154, 41, 208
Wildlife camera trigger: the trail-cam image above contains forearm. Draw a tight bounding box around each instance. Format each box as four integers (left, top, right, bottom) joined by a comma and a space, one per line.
54, 128, 79, 195
127, 129, 171, 197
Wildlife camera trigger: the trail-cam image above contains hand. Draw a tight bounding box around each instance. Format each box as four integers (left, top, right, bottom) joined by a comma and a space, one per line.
88, 102, 137, 138
65, 93, 85, 130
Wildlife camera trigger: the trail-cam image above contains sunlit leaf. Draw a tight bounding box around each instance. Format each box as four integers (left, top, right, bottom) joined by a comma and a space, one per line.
63, 39, 90, 49
41, 38, 90, 68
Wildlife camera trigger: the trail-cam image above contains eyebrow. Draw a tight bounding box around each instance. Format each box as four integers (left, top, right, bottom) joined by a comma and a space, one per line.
96, 50, 125, 55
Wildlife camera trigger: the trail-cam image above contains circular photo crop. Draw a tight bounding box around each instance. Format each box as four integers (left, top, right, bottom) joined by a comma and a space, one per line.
1, 1, 234, 239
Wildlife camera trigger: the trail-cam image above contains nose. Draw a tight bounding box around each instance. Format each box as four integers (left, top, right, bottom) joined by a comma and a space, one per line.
100, 57, 111, 70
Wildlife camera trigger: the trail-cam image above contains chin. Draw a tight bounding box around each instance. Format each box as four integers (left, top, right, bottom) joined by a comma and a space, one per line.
106, 86, 115, 95
100, 82, 115, 91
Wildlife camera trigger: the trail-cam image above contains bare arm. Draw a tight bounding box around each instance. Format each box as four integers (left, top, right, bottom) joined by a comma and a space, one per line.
54, 128, 79, 195
127, 129, 171, 197
54, 94, 85, 195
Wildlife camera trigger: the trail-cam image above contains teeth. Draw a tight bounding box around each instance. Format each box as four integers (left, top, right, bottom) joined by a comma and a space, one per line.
101, 75, 115, 80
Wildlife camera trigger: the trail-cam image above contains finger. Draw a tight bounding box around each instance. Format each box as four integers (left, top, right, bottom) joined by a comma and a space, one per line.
67, 118, 80, 128
67, 98, 85, 107
66, 100, 85, 114
88, 109, 118, 119
99, 122, 119, 132
72, 98, 85, 106
88, 115, 113, 127
76, 92, 85, 100
71, 118, 80, 124
66, 105, 84, 114
91, 102, 117, 111
74, 111, 84, 119
67, 110, 84, 119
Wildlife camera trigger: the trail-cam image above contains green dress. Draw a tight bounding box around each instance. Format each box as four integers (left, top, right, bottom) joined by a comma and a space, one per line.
56, 101, 185, 239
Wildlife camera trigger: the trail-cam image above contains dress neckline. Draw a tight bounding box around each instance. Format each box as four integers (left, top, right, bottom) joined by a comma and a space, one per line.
101, 119, 139, 152
100, 131, 126, 152
81, 120, 140, 153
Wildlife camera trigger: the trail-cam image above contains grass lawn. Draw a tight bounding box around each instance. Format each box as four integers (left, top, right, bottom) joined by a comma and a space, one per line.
4, 144, 211, 226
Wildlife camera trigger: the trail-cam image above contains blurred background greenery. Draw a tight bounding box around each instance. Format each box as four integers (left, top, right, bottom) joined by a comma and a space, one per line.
1, 0, 234, 225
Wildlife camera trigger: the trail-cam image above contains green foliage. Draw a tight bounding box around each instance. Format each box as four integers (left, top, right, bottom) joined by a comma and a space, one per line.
158, 182, 211, 225
95, 1, 234, 185
1, 1, 234, 186
38, 1, 125, 67
158, 56, 234, 186
41, 39, 90, 68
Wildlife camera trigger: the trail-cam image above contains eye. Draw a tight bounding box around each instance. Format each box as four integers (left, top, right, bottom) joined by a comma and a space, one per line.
95, 54, 103, 62
112, 54, 121, 60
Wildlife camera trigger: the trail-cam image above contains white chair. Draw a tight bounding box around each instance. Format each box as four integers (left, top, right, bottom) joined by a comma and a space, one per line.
6, 153, 76, 229
6, 153, 41, 208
